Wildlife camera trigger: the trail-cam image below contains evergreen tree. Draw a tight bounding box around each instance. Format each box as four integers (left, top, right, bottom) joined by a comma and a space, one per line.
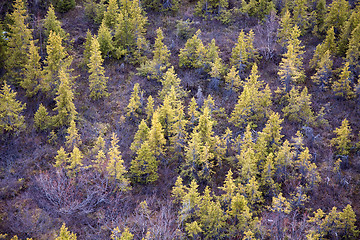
195, 107, 215, 147
331, 118, 352, 156
179, 29, 203, 68
98, 20, 114, 58
126, 83, 143, 118
0, 82, 26, 134
323, 0, 350, 34
130, 141, 159, 183
67, 146, 83, 178
282, 86, 316, 126
43, 4, 67, 40
310, 26, 336, 69
65, 119, 81, 150
338, 6, 360, 55
170, 104, 188, 156
158, 95, 175, 141
56, 223, 77, 240
293, 0, 309, 34
345, 25, 360, 75
260, 153, 278, 197
312, 0, 326, 35
188, 97, 200, 126
53, 0, 76, 13
311, 50, 333, 91
230, 64, 272, 127
5, 0, 33, 84
103, 0, 119, 29
82, 29, 93, 67
225, 66, 242, 93
145, 95, 154, 122
245, 176, 263, 209
148, 110, 166, 158
53, 68, 77, 127
274, 140, 294, 182
21, 40, 42, 97
34, 103, 50, 131
277, 10, 293, 47
88, 36, 108, 100
152, 27, 170, 74
54, 147, 68, 168
332, 62, 355, 99
107, 133, 129, 190
42, 31, 72, 93
159, 67, 184, 100
130, 119, 150, 152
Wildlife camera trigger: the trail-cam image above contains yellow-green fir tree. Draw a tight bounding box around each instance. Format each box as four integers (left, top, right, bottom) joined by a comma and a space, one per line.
179, 29, 203, 68
126, 83, 143, 118
56, 223, 77, 240
323, 0, 350, 34
311, 50, 333, 91
43, 4, 67, 40
332, 62, 355, 99
331, 118, 352, 156
103, 0, 119, 29
34, 103, 50, 131
98, 20, 114, 58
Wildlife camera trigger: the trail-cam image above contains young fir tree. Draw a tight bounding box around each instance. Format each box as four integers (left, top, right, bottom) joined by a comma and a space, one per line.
345, 25, 360, 75
54, 147, 68, 168
21, 40, 42, 97
332, 62, 355, 99
159, 66, 184, 100
338, 6, 360, 55
225, 66, 242, 93
130, 119, 150, 152
170, 104, 188, 156
34, 103, 50, 131
114, 0, 147, 60
98, 20, 114, 58
42, 31, 72, 93
179, 29, 203, 68
148, 110, 166, 158
145, 95, 154, 122
323, 0, 350, 34
311, 50, 333, 91
65, 119, 81, 150
202, 38, 222, 74
230, 30, 257, 76
53, 0, 76, 13
43, 4, 67, 40
331, 118, 352, 156
282, 86, 316, 126
107, 133, 129, 190
130, 141, 159, 183
277, 10, 293, 47
56, 223, 77, 240
230, 64, 272, 127
82, 29, 93, 67
5, 0, 33, 84
103, 0, 119, 29
158, 95, 175, 141
88, 36, 108, 100
292, 0, 309, 34
152, 27, 170, 76
126, 83, 143, 118
0, 82, 26, 134
67, 146, 83, 178
53, 68, 77, 127
310, 26, 336, 69
312, 0, 326, 35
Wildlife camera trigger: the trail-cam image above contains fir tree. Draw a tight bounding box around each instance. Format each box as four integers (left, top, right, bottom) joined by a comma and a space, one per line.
277, 10, 293, 47
159, 66, 183, 100
130, 141, 159, 183
179, 30, 203, 68
103, 0, 119, 29
311, 50, 333, 91
67, 146, 83, 178
130, 119, 150, 152
65, 119, 81, 150
338, 6, 360, 55
331, 118, 352, 156
148, 110, 166, 158
53, 0, 76, 13
310, 26, 336, 69
312, 0, 326, 35
53, 68, 77, 127
225, 66, 242, 93
293, 0, 309, 34
88, 36, 108, 100
21, 40, 42, 97
324, 0, 350, 34
107, 133, 129, 190
43, 4, 67, 40
152, 27, 170, 73
345, 25, 360, 75
82, 29, 93, 67
0, 82, 26, 133
332, 62, 355, 99
5, 0, 33, 84
145, 95, 154, 122
98, 20, 114, 58
34, 103, 50, 131
126, 83, 143, 118
54, 147, 68, 168
56, 223, 77, 240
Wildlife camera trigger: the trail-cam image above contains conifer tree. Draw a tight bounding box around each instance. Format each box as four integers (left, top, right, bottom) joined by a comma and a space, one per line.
188, 97, 200, 126
5, 0, 33, 84
179, 30, 203, 68
103, 0, 119, 29
82, 29, 93, 67
0, 82, 26, 134
338, 6, 360, 55
311, 50, 333, 91
53, 0, 76, 13
277, 10, 293, 47
130, 141, 158, 183
159, 67, 183, 100
65, 119, 81, 150
56, 223, 77, 240
152, 27, 170, 73
274, 140, 294, 181
42, 31, 72, 93
170, 104, 188, 156
54, 147, 68, 168
310, 26, 336, 69
293, 0, 309, 34
331, 118, 352, 156
323, 0, 350, 34
261, 153, 278, 197
203, 38, 222, 73
21, 40, 42, 97
345, 25, 360, 75
225, 66, 242, 92
67, 146, 83, 178
245, 176, 263, 209
98, 20, 114, 58
158, 95, 175, 141
195, 107, 215, 147
43, 4, 67, 40
270, 193, 291, 239
53, 68, 77, 127
107, 133, 129, 190
88, 36, 108, 100
92, 135, 107, 173
282, 87, 316, 126
34, 103, 50, 131
148, 110, 166, 158
332, 62, 355, 99
312, 0, 326, 35
126, 83, 143, 118
130, 119, 150, 152
230, 64, 272, 127
145, 95, 154, 122
230, 30, 257, 76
